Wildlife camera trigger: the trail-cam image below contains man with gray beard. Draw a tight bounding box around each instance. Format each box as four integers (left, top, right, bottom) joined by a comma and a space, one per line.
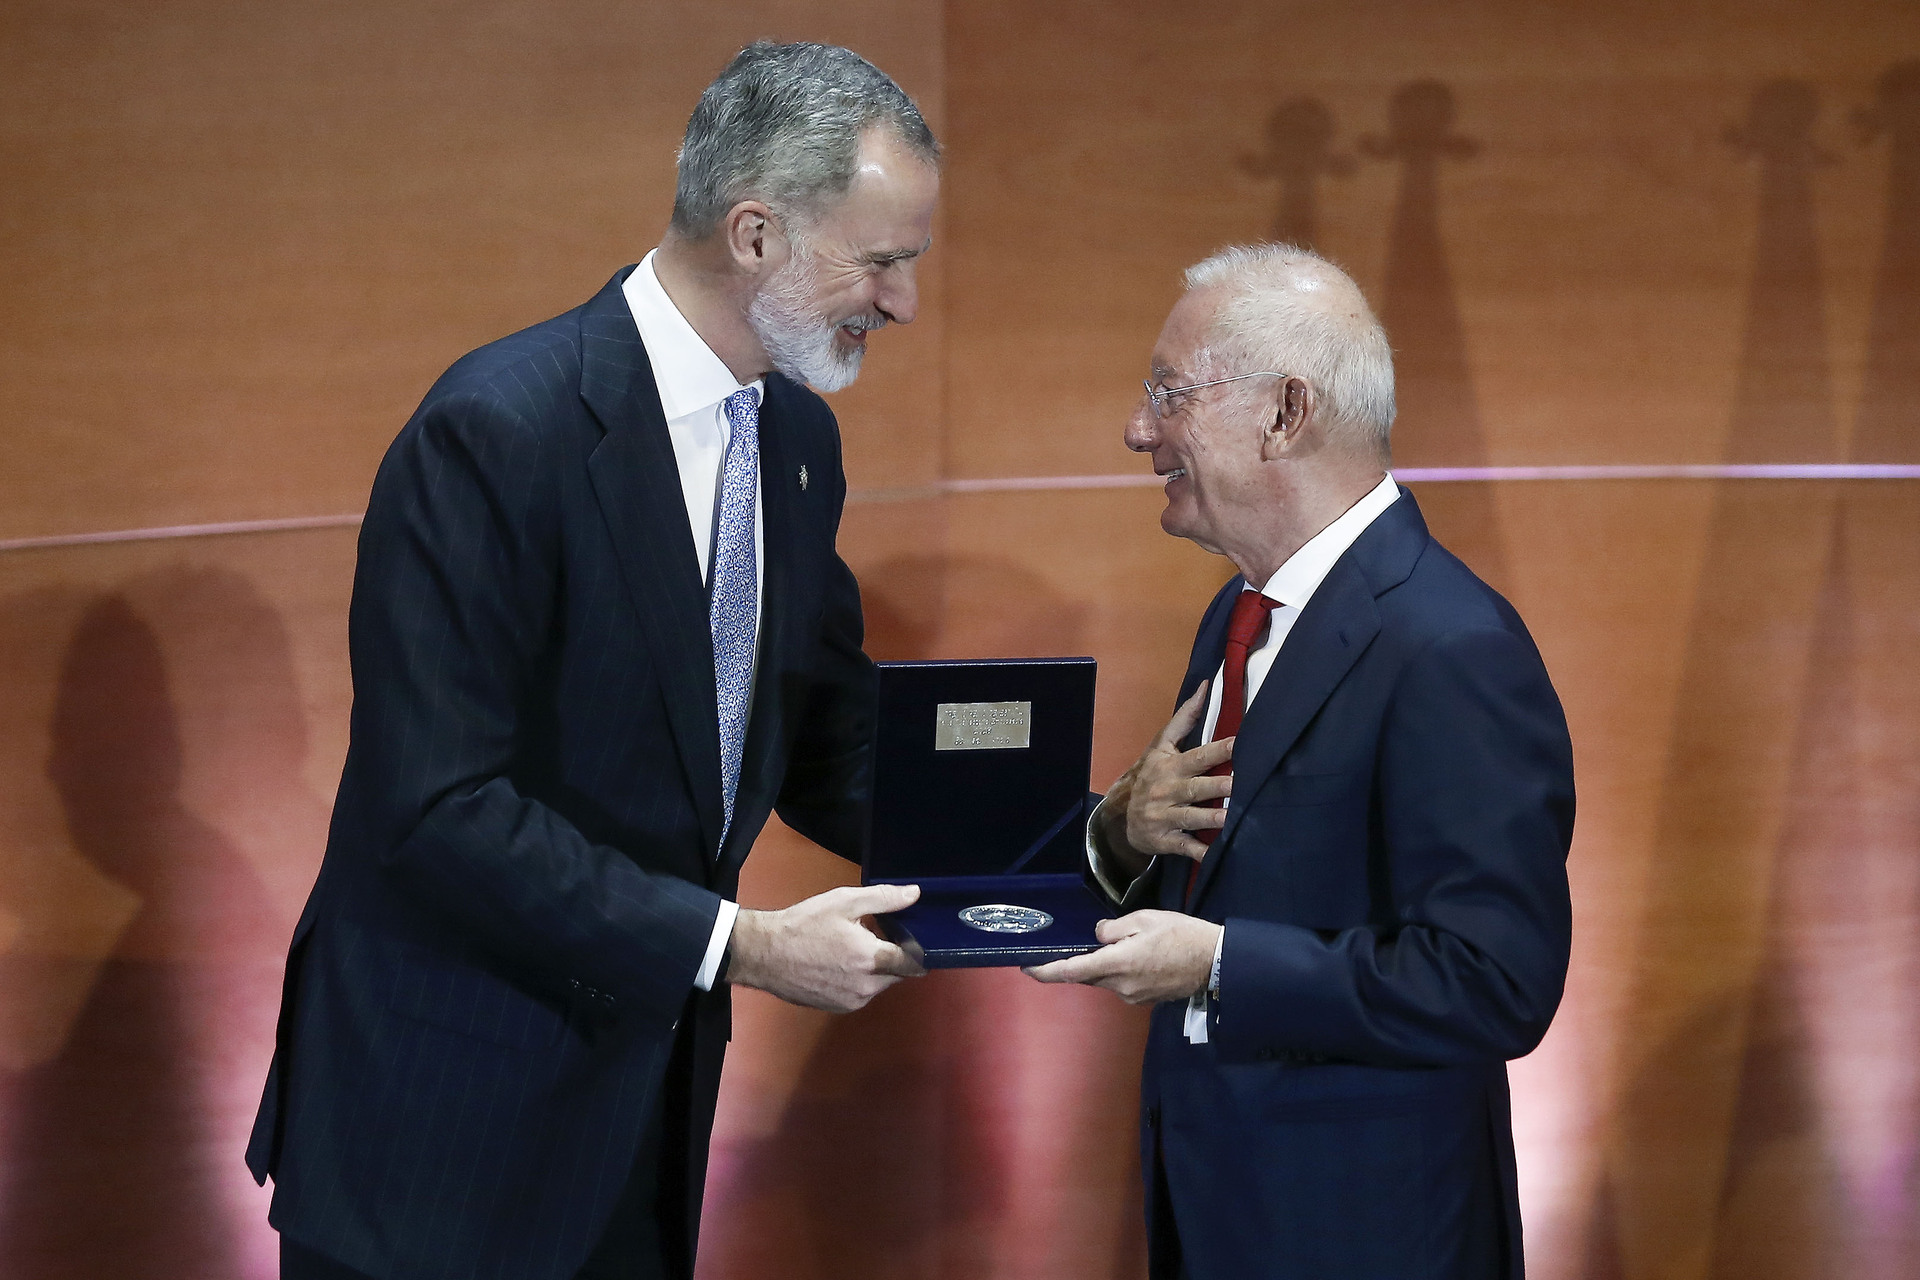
247, 42, 939, 1280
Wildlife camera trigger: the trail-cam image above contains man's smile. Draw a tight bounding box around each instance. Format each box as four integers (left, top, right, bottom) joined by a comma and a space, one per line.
833, 317, 885, 352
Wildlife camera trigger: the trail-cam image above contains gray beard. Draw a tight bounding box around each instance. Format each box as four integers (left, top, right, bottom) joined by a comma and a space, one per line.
747, 252, 868, 393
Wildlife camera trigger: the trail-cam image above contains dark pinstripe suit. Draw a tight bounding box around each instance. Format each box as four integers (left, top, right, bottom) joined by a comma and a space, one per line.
247, 267, 876, 1280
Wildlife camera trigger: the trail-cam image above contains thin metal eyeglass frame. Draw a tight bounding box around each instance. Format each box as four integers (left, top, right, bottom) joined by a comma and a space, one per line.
1141, 371, 1291, 419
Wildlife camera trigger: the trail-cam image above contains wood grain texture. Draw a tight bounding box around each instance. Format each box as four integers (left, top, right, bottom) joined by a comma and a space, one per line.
2, 3, 1919, 1278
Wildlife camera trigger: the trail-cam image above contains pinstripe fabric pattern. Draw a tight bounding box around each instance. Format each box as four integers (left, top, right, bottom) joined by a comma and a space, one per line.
246, 268, 877, 1280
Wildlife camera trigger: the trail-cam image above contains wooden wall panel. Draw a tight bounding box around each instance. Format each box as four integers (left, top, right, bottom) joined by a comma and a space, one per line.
0, 528, 353, 1278
938, 3, 1920, 1279
0, 0, 945, 539
3, 2, 1919, 1279
0, 3, 949, 1277
942, 0, 1920, 475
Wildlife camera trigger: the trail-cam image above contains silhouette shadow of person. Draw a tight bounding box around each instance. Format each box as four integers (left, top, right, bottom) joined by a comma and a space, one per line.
0, 583, 284, 1280
1830, 60, 1920, 1278
1855, 60, 1920, 464
1360, 80, 1508, 589
1599, 79, 1848, 1279
1722, 79, 1839, 463
1239, 97, 1353, 249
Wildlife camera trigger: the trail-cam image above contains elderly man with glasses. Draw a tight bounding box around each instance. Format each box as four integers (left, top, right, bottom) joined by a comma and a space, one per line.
1030, 244, 1575, 1280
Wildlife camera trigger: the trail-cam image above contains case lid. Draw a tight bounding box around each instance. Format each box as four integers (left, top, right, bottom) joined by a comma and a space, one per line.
864, 658, 1096, 882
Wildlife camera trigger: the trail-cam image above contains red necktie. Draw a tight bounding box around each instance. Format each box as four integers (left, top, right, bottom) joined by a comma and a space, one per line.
1188, 589, 1279, 900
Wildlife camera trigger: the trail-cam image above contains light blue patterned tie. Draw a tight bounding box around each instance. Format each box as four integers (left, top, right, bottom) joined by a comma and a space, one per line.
711, 386, 761, 845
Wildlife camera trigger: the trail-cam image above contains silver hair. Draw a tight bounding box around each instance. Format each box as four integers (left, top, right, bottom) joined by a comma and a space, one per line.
672, 42, 939, 238
1182, 244, 1396, 455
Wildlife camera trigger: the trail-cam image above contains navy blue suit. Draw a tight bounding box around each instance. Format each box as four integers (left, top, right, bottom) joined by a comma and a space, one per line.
1112, 491, 1574, 1279
247, 268, 876, 1280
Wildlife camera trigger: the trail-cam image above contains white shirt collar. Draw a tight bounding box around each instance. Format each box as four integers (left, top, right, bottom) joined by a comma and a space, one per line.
1256, 472, 1402, 608
622, 249, 759, 421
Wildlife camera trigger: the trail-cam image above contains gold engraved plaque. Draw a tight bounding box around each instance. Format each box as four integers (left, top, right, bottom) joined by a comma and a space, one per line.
934, 701, 1033, 751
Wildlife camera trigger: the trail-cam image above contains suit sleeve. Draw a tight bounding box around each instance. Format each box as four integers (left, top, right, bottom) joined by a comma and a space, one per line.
1212, 625, 1575, 1067
1093, 578, 1244, 912
773, 410, 878, 859
347, 390, 719, 1028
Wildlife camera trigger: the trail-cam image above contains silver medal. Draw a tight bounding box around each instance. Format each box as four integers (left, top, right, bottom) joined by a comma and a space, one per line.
958, 904, 1054, 934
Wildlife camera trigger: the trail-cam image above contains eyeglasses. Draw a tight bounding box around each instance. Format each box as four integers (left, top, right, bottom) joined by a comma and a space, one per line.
1140, 371, 1291, 419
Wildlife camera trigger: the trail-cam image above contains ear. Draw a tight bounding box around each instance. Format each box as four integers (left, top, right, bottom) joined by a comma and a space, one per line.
1260, 376, 1315, 461
722, 200, 790, 277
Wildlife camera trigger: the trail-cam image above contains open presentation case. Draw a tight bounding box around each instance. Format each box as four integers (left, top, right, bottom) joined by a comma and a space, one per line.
864, 658, 1111, 968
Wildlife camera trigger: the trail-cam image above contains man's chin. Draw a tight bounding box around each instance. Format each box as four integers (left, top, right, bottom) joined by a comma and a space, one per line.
800, 347, 865, 393
1160, 508, 1221, 555
760, 335, 863, 392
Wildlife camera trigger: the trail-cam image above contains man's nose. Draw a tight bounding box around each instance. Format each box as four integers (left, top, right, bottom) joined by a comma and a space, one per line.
876, 263, 918, 327
1124, 399, 1159, 453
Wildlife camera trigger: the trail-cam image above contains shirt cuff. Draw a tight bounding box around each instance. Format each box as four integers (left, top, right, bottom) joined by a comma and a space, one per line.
694, 899, 740, 992
1185, 923, 1227, 1044
1085, 795, 1141, 903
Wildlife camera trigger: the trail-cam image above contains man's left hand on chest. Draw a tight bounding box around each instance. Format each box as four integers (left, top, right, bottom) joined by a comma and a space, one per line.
1023, 910, 1222, 1006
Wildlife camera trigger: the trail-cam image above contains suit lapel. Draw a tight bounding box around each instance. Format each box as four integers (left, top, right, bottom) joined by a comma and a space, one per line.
1175, 580, 1242, 752
579, 271, 727, 858
1161, 577, 1239, 911
1184, 490, 1434, 908
1188, 559, 1381, 906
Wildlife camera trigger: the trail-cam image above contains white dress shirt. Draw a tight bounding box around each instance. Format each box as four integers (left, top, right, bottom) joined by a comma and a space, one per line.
1086, 472, 1403, 1041
1195, 472, 1402, 746
622, 249, 764, 992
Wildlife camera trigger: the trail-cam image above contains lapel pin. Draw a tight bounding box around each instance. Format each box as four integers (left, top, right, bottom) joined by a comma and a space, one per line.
798, 464, 808, 491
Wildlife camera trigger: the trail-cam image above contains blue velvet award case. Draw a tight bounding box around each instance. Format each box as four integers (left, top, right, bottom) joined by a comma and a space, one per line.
864, 658, 1112, 968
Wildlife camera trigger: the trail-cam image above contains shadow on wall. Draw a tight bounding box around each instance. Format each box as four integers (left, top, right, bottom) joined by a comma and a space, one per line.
1854, 60, 1920, 465
1358, 80, 1509, 591
0, 566, 319, 1280
1240, 97, 1352, 250
1689, 73, 1920, 1280
1803, 56, 1920, 1280
1588, 75, 1920, 1280
1704, 65, 1920, 1280
1721, 80, 1839, 463
701, 555, 1146, 1280
1592, 76, 1841, 1280
860, 552, 954, 663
